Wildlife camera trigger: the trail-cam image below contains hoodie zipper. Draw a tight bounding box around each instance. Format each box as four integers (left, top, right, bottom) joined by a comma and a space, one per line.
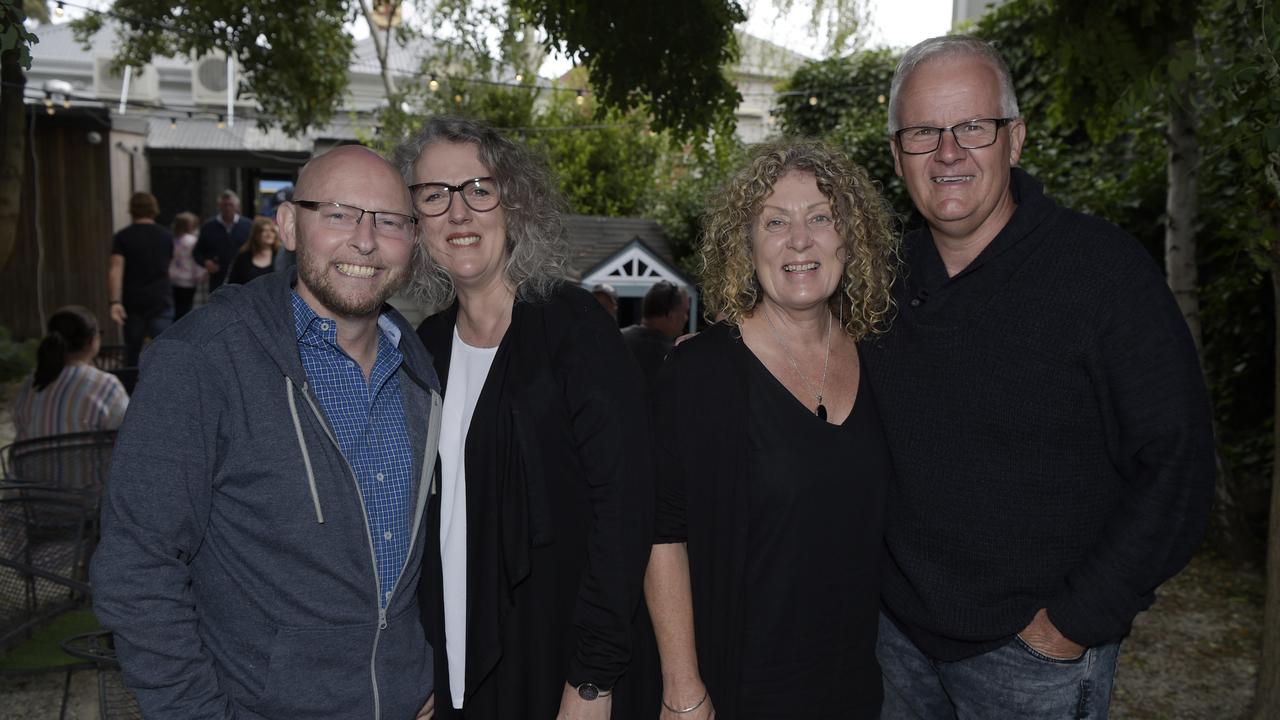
295, 382, 388, 720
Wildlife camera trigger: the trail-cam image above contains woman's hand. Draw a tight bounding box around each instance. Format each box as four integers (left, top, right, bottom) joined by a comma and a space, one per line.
660, 681, 714, 720
415, 692, 434, 719
556, 682, 613, 720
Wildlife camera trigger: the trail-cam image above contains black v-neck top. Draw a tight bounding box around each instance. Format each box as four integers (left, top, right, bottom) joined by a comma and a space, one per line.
736, 346, 889, 719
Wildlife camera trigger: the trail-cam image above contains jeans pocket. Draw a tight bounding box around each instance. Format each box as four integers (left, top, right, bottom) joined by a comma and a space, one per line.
1013, 633, 1089, 664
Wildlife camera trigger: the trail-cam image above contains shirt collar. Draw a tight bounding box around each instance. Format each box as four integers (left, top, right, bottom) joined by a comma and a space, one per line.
291, 291, 401, 348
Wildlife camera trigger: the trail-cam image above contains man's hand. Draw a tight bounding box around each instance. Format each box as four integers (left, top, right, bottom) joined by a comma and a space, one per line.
415, 692, 434, 719
110, 303, 127, 326
1018, 608, 1086, 660
556, 683, 612, 720
203, 259, 220, 274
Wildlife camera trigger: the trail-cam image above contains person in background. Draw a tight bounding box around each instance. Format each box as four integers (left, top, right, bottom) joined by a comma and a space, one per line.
227, 217, 280, 286
109, 191, 173, 367
12, 306, 128, 441
169, 212, 205, 320
590, 282, 619, 322
867, 35, 1216, 719
193, 189, 253, 293
397, 116, 653, 720
645, 139, 898, 720
620, 281, 689, 389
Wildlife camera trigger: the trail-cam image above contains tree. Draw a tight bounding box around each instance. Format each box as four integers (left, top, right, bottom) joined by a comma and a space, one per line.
0, 0, 40, 270
72, 0, 750, 139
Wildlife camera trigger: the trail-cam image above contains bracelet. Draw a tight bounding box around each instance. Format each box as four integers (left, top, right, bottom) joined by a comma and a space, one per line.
662, 690, 708, 714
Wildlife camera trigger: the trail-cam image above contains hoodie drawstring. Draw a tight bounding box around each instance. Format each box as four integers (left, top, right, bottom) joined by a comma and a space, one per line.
287, 376, 325, 524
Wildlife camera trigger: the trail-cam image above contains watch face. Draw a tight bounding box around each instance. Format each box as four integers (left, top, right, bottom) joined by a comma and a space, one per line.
578, 683, 600, 701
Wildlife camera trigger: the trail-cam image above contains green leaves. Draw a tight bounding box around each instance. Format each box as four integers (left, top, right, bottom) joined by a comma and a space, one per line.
1, 0, 40, 70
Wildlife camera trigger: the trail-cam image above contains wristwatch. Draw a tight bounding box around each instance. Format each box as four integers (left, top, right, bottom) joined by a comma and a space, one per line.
576, 682, 613, 701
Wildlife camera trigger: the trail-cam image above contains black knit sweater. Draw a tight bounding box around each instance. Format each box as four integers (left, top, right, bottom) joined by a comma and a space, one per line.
862, 168, 1216, 661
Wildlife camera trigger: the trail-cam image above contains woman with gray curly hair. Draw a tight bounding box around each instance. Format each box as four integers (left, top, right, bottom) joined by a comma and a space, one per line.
396, 117, 655, 720
645, 139, 898, 719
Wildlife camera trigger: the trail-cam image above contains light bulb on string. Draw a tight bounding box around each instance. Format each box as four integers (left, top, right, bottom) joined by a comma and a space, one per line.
514, 73, 523, 84
429, 75, 439, 92
216, 114, 226, 129
808, 95, 818, 106
170, 117, 177, 129
54, 1, 64, 17
454, 94, 463, 105
575, 90, 585, 106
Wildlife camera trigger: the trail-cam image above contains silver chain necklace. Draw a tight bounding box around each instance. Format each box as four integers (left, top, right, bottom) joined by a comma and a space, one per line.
763, 303, 833, 421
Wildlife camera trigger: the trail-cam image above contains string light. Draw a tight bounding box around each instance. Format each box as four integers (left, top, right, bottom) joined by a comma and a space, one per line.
44, 98, 55, 115
54, 1, 65, 17
453, 93, 463, 104
514, 73, 523, 83
576, 89, 585, 106
428, 75, 439, 92
808, 95, 818, 106
169, 117, 177, 129
877, 94, 886, 104
216, 114, 225, 129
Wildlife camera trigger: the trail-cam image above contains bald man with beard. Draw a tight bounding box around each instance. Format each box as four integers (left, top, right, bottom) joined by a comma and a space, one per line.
93, 146, 442, 719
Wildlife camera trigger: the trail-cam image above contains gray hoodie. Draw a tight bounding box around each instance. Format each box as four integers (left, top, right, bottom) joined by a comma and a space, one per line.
92, 269, 441, 719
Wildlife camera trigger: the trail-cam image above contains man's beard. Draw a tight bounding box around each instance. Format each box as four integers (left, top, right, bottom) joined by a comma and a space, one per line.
294, 237, 408, 320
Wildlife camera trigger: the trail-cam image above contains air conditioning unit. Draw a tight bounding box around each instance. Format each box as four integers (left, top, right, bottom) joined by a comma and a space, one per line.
191, 52, 252, 106
93, 57, 160, 103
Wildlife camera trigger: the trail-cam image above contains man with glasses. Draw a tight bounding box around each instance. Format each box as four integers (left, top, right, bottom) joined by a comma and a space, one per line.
862, 36, 1215, 719
93, 145, 441, 719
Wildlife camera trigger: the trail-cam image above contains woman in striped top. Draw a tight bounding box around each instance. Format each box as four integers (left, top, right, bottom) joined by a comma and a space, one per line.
12, 306, 128, 441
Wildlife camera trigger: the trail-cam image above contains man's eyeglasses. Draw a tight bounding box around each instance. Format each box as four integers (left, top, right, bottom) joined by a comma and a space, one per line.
894, 118, 1014, 155
409, 177, 500, 217
292, 201, 417, 241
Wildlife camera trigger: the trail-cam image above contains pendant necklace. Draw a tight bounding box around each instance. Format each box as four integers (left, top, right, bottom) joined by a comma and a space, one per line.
763, 304, 833, 421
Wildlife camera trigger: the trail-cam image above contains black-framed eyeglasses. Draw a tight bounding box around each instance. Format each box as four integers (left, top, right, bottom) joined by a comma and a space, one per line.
894, 118, 1014, 155
409, 177, 500, 217
292, 200, 417, 241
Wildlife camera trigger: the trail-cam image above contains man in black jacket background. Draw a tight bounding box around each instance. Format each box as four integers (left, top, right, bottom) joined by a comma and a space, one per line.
863, 35, 1216, 720
193, 189, 253, 292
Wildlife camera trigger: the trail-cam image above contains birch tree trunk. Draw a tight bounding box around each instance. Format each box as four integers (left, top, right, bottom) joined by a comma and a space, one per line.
0, 48, 26, 270
358, 0, 399, 99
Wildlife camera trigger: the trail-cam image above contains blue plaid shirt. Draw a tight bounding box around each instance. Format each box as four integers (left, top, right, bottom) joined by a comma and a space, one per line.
292, 292, 415, 608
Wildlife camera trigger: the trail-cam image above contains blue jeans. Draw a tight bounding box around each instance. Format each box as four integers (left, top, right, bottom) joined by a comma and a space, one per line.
877, 613, 1120, 720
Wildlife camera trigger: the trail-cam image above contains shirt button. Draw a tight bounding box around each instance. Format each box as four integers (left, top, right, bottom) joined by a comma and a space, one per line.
385, 591, 393, 601
909, 298, 921, 307
320, 322, 330, 331
376, 472, 385, 482
346, 360, 355, 368
384, 531, 393, 541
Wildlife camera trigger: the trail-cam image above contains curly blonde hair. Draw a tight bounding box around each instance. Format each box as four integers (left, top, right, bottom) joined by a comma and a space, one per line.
699, 139, 899, 338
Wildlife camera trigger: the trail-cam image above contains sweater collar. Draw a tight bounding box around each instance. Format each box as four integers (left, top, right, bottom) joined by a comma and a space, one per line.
908, 167, 1058, 287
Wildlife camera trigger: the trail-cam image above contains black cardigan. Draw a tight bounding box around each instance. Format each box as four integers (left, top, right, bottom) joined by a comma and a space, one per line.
651, 322, 757, 720
417, 284, 655, 719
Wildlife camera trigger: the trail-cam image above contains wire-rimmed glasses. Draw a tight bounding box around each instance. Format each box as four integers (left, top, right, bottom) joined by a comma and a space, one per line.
292, 200, 417, 241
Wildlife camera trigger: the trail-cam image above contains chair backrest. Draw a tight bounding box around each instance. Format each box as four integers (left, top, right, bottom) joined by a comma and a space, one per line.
2, 431, 119, 498
93, 346, 129, 372
0, 492, 94, 653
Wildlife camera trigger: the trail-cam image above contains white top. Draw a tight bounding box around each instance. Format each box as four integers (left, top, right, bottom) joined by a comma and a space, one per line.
439, 327, 498, 710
